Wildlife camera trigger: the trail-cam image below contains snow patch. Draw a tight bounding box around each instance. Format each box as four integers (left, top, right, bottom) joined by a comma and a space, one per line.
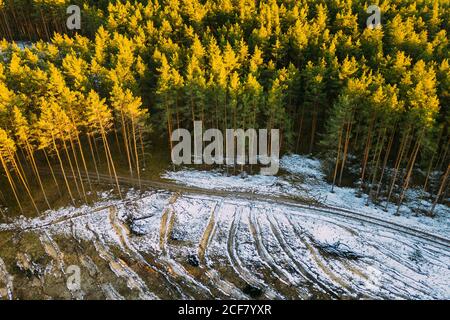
162, 154, 450, 237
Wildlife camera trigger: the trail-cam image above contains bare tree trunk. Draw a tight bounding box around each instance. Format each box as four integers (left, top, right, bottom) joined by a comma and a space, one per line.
131, 117, 141, 189
1, 10, 13, 41
366, 128, 386, 204
396, 137, 421, 215
51, 134, 75, 205
38, 7, 50, 40
87, 133, 100, 182
62, 138, 82, 199
26, 142, 51, 209
138, 127, 146, 169
331, 125, 343, 193
100, 128, 122, 199
42, 148, 61, 196
295, 107, 305, 152
113, 121, 122, 155
120, 111, 133, 177
9, 151, 39, 215
309, 107, 317, 154
360, 115, 375, 191
69, 134, 87, 202
338, 117, 352, 186
375, 127, 395, 200
75, 133, 92, 191
385, 127, 410, 210
434, 136, 449, 171
429, 164, 449, 216
0, 154, 23, 213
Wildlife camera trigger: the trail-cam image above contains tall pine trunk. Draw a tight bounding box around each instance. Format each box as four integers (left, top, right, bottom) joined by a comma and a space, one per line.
429, 164, 449, 216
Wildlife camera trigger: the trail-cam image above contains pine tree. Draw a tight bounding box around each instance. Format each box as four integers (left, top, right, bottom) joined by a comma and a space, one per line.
12, 106, 51, 209
0, 128, 39, 214
36, 98, 77, 205
86, 90, 122, 199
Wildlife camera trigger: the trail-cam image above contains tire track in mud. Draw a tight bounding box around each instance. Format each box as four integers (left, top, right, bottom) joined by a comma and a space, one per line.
274, 214, 379, 298
70, 240, 113, 300
39, 231, 85, 299
159, 194, 178, 255
58, 225, 130, 300
198, 202, 219, 265
13, 248, 48, 298
156, 194, 214, 298
360, 236, 442, 299
85, 222, 158, 300
226, 207, 282, 299
246, 208, 301, 298
102, 205, 189, 299
367, 232, 448, 272
338, 227, 446, 298
264, 212, 345, 299
101, 283, 125, 300
285, 215, 436, 299
95, 242, 157, 299
289, 209, 449, 295
58, 205, 189, 299
282, 214, 350, 298
195, 201, 247, 299
301, 237, 351, 297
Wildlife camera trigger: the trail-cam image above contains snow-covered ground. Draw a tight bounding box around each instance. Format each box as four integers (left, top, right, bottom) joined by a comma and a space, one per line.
162, 154, 450, 237
0, 155, 448, 300
0, 188, 448, 299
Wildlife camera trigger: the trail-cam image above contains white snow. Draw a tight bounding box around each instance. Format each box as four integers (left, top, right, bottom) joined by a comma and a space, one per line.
162, 154, 450, 237
0, 155, 448, 299
0, 187, 448, 299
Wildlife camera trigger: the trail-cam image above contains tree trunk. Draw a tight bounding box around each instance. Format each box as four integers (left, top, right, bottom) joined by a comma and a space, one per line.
375, 127, 395, 200
430, 164, 449, 216
69, 134, 87, 202
395, 136, 422, 215
138, 127, 146, 169
360, 115, 375, 191
100, 128, 122, 199
42, 148, 61, 196
309, 107, 317, 154
366, 128, 386, 204
338, 117, 352, 186
120, 111, 133, 177
9, 151, 39, 215
385, 127, 410, 210
295, 108, 304, 153
87, 133, 100, 182
131, 117, 141, 189
75, 132, 92, 192
26, 142, 51, 209
331, 125, 343, 192
0, 153, 23, 213
62, 138, 82, 199
52, 133, 75, 205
